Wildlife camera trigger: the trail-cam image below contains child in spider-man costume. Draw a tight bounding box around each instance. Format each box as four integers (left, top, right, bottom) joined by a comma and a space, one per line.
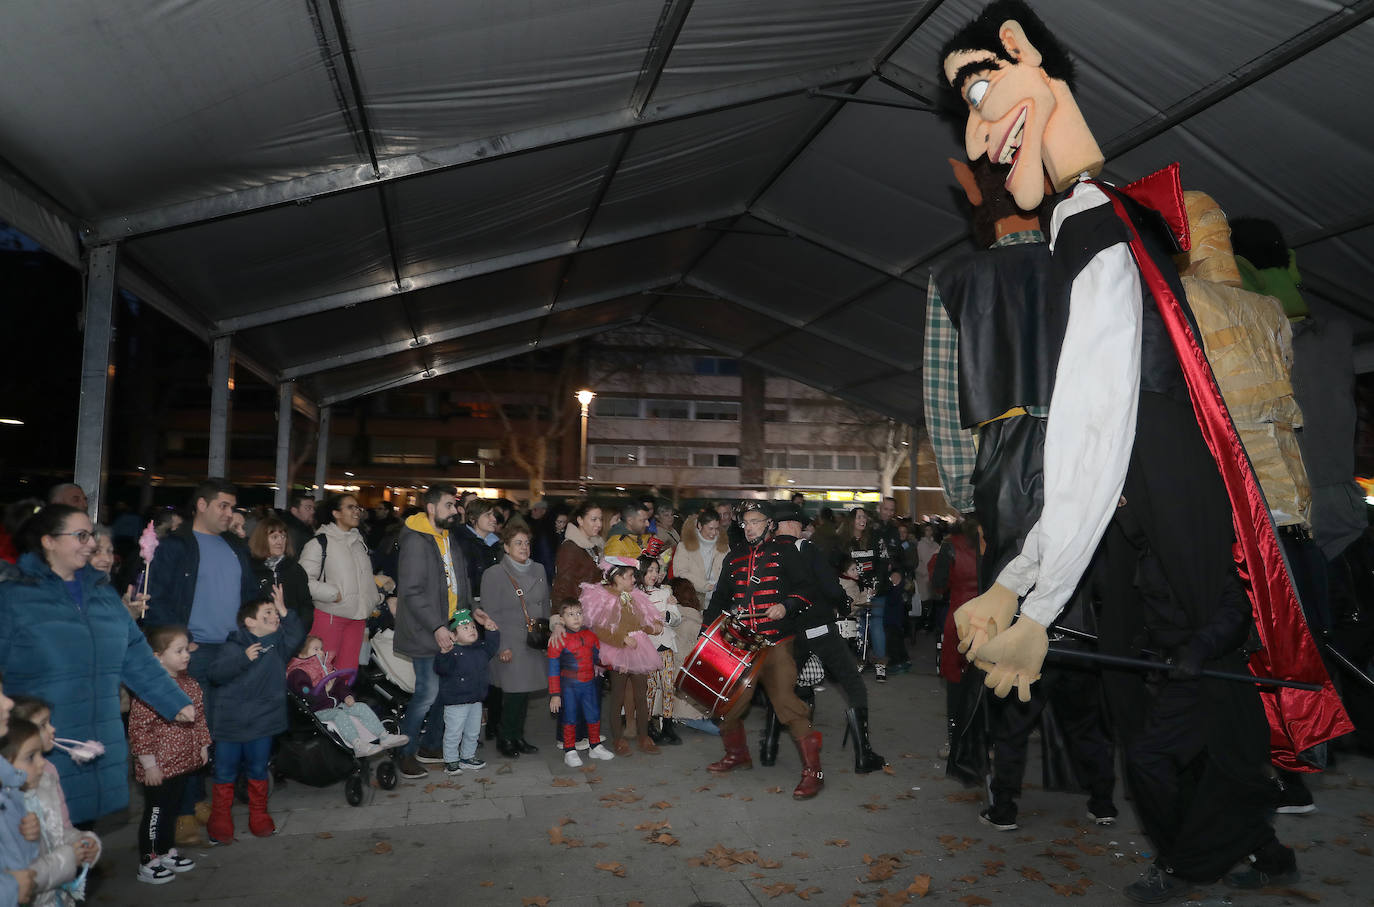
548, 599, 615, 768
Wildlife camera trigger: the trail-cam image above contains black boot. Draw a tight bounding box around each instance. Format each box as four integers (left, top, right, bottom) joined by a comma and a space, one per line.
647, 718, 665, 745
496, 738, 521, 758
759, 705, 781, 766
659, 718, 683, 745
845, 707, 887, 774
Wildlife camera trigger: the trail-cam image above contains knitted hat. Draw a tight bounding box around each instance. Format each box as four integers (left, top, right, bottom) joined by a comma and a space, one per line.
449, 609, 474, 629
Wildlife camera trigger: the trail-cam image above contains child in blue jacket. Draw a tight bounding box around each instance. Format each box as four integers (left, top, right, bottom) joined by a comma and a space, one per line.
433, 610, 500, 776
205, 591, 304, 844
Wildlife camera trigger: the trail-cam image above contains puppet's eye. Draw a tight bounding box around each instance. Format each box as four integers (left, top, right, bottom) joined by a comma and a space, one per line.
966, 79, 989, 108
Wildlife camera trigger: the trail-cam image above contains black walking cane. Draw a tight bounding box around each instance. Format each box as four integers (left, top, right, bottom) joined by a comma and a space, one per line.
1046, 646, 1323, 692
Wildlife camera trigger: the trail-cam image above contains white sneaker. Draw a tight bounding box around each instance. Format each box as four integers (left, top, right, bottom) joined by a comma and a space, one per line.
354, 740, 387, 758
576, 738, 590, 750
564, 750, 584, 767
379, 733, 409, 749
588, 743, 615, 761
162, 849, 196, 872
137, 858, 177, 885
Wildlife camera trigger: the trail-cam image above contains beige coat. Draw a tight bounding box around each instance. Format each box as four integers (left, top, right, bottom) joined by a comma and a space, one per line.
300, 522, 383, 621
670, 518, 727, 600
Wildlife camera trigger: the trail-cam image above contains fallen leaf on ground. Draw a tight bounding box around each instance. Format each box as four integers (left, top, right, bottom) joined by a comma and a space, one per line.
647, 832, 679, 847
636, 819, 671, 831
342, 898, 366, 905
791, 851, 810, 858
552, 777, 578, 787
557, 816, 575, 826
740, 796, 753, 801
863, 802, 888, 812
909, 874, 932, 897
759, 858, 782, 868
796, 887, 823, 900
651, 801, 672, 809
316, 831, 334, 839
480, 881, 494, 887
946, 790, 980, 803
827, 839, 850, 847
495, 763, 513, 775
757, 882, 796, 898
595, 861, 627, 877
521, 898, 550, 907
956, 875, 977, 884
548, 826, 564, 845
983, 860, 1004, 877
1020, 866, 1044, 881
592, 842, 608, 848
883, 764, 896, 775
694, 784, 713, 792
372, 841, 392, 854
476, 776, 493, 784
766, 786, 784, 794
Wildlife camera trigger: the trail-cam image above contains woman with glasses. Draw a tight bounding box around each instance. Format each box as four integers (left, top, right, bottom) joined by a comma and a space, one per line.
299, 494, 391, 674
0, 505, 192, 825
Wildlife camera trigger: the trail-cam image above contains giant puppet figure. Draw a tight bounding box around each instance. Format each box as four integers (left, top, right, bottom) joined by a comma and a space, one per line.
936, 2, 1350, 898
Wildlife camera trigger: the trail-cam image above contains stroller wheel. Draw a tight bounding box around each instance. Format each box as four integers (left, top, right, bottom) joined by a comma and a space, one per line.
376, 760, 398, 791
345, 773, 365, 806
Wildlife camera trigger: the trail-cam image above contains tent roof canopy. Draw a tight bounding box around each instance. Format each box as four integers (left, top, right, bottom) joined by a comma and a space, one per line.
3, 0, 1371, 427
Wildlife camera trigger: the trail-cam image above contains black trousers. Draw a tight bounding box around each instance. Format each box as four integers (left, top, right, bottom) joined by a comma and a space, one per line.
139, 774, 189, 859
988, 660, 1115, 807
1113, 392, 1278, 881
793, 623, 868, 710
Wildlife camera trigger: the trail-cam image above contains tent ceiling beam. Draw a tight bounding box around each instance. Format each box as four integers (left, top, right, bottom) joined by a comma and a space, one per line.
629, 0, 696, 117
1100, 0, 1374, 160
807, 89, 932, 112
750, 207, 926, 286
319, 322, 613, 406
214, 205, 744, 332
280, 274, 682, 379
682, 276, 910, 370
88, 61, 873, 244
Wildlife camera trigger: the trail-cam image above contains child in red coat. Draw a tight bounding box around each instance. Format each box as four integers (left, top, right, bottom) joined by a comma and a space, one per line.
128, 626, 210, 884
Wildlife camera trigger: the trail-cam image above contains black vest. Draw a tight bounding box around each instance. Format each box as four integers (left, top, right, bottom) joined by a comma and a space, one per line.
933, 241, 1062, 428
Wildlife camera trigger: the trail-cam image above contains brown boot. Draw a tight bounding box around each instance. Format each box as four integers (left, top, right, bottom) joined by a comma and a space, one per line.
174, 815, 205, 847
637, 735, 661, 755
707, 724, 752, 773
792, 731, 823, 800
613, 738, 633, 757
193, 799, 212, 825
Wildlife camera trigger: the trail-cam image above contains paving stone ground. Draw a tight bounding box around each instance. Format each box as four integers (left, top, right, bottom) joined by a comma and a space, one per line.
84, 640, 1374, 906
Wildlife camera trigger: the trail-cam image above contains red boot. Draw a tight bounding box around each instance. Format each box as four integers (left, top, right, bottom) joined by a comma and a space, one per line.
707, 724, 753, 774
246, 778, 276, 837
792, 731, 823, 800
206, 782, 236, 845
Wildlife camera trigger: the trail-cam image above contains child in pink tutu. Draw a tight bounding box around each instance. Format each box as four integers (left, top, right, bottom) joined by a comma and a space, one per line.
578, 558, 663, 756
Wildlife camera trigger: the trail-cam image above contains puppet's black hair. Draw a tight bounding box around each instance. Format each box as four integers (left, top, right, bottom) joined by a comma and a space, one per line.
935, 1, 1077, 124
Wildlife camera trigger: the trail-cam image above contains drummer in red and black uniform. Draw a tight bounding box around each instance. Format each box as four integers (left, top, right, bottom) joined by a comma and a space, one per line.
702, 501, 825, 799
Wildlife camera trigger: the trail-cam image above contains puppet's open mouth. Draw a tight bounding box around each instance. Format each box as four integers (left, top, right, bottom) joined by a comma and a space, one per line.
995, 106, 1028, 177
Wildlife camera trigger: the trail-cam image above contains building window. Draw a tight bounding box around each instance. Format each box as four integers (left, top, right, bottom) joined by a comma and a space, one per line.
788, 452, 812, 469
835, 454, 858, 470
372, 437, 437, 465
693, 356, 740, 376
764, 406, 788, 422
765, 451, 787, 468
592, 396, 640, 418
644, 446, 690, 466
645, 399, 691, 420
693, 401, 740, 421
591, 445, 639, 466
859, 454, 880, 471
809, 453, 834, 470
691, 451, 740, 468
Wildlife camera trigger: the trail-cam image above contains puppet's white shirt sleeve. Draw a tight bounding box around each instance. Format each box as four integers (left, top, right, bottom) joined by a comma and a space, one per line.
995, 181, 1142, 627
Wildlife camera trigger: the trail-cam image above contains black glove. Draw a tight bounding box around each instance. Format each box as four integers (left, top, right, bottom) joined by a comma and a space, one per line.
1168, 641, 1206, 680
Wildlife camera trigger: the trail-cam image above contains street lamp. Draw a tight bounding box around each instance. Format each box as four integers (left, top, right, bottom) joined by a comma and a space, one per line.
576, 389, 595, 495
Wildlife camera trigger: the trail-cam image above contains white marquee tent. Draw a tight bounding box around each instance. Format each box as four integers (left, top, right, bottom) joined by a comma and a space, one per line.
1, 0, 1370, 509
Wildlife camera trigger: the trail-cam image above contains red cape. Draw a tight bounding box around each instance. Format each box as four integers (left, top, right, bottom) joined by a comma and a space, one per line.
1096, 171, 1352, 770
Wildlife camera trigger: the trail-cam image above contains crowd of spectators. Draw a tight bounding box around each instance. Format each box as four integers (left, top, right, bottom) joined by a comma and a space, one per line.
0, 477, 963, 901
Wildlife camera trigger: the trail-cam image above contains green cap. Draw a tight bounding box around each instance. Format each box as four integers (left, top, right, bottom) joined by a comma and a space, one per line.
449, 609, 474, 629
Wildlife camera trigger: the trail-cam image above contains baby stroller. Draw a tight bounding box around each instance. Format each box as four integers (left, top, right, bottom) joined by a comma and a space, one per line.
354, 625, 413, 733
275, 668, 399, 806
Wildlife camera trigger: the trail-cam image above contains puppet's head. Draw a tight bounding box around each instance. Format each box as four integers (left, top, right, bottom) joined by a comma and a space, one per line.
938, 0, 1103, 210
1230, 217, 1309, 320
948, 156, 1047, 248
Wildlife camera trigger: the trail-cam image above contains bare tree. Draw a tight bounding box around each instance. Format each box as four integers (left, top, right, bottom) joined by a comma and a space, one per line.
841, 406, 912, 498
478, 344, 584, 500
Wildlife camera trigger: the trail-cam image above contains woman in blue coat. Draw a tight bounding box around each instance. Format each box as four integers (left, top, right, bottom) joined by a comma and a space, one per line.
0, 505, 192, 825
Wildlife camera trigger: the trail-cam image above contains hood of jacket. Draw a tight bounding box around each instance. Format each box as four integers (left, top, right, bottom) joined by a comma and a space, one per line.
16, 551, 110, 592
680, 518, 727, 554
404, 511, 448, 539
564, 523, 604, 553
